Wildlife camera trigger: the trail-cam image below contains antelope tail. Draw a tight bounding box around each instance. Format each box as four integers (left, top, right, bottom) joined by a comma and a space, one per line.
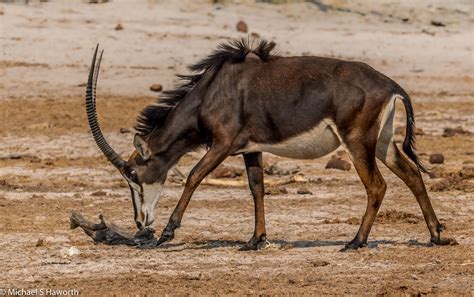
397, 93, 429, 174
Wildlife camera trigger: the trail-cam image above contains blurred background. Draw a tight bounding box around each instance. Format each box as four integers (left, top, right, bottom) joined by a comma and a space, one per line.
1, 0, 472, 98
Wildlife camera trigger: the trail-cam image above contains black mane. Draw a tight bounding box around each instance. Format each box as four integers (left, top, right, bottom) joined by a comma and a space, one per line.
134, 38, 277, 137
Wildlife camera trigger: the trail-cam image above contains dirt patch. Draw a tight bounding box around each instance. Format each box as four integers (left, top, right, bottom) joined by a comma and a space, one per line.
376, 210, 421, 224
322, 217, 360, 225
429, 176, 470, 192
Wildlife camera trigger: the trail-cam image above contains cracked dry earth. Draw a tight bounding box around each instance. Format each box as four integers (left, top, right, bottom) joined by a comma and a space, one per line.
1, 0, 473, 295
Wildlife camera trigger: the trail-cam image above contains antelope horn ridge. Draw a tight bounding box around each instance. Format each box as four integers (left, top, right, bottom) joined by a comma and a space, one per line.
85, 45, 126, 170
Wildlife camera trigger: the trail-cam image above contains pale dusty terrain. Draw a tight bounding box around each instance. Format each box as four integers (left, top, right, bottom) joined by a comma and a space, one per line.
0, 0, 473, 295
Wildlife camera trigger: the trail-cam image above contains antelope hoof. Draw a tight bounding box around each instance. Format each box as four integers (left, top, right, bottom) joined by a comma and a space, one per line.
155, 234, 173, 247
340, 239, 367, 252
430, 236, 458, 246
240, 235, 269, 251
429, 224, 458, 246
155, 230, 175, 247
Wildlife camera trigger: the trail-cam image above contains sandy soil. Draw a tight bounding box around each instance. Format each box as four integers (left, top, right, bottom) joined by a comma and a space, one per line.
1, 0, 473, 295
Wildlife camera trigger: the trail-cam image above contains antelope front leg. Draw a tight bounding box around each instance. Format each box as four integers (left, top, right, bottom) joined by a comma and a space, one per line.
241, 152, 269, 251
156, 143, 231, 246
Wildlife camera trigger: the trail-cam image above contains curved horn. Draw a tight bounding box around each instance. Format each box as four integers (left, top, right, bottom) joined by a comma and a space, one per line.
85, 45, 126, 170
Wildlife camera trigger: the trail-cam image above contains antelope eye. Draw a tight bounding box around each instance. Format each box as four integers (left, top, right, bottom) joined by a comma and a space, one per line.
129, 169, 137, 179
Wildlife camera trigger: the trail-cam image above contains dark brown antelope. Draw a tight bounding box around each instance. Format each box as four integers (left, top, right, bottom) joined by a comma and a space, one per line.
85, 39, 453, 251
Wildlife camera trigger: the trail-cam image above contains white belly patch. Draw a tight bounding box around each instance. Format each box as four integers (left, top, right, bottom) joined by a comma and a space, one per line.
238, 120, 341, 159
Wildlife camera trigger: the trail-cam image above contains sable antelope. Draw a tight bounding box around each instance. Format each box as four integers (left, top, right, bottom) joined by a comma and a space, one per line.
85, 39, 452, 250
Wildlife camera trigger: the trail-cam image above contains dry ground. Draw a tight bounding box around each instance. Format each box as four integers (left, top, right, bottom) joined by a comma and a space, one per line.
0, 0, 473, 295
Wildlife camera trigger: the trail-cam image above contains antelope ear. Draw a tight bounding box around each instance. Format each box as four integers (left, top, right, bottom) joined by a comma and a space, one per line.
133, 134, 151, 160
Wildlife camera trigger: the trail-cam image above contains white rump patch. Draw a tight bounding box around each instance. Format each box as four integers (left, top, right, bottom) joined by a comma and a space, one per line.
376, 95, 397, 161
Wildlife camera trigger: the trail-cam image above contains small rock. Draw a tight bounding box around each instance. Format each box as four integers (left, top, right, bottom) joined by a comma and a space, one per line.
429, 153, 444, 164
184, 272, 202, 280
60, 246, 80, 258
422, 29, 435, 36
325, 156, 351, 171
119, 127, 131, 134
311, 260, 330, 267
345, 217, 360, 225
442, 126, 471, 137
322, 218, 340, 224
91, 190, 107, 196
28, 122, 50, 130
236, 21, 248, 33
265, 186, 287, 195
297, 188, 312, 195
211, 164, 243, 179
430, 20, 446, 27
461, 161, 474, 178
36, 239, 44, 247
397, 127, 424, 135
265, 164, 299, 176
288, 278, 297, 285
250, 32, 260, 38
149, 84, 163, 92
394, 126, 404, 135
442, 128, 456, 137
336, 150, 348, 157
3, 153, 23, 160
114, 23, 124, 31
415, 127, 424, 135
296, 188, 310, 195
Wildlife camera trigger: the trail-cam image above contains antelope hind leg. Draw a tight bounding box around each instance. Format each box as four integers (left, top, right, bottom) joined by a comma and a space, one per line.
376, 141, 457, 246
340, 131, 387, 251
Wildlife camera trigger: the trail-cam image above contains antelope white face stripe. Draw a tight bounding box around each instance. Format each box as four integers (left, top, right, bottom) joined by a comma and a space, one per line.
130, 186, 143, 224
129, 182, 163, 228
140, 182, 163, 227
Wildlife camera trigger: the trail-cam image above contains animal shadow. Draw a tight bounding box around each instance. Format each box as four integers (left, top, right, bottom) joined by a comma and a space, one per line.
155, 239, 401, 251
